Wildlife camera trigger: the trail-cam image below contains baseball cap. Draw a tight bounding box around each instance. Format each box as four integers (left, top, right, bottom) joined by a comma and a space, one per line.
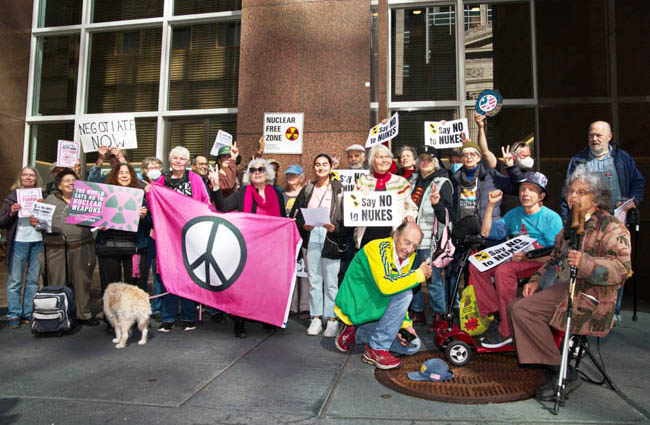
407, 358, 454, 382
417, 145, 438, 158
345, 144, 366, 153
217, 146, 232, 157
284, 164, 304, 175
521, 171, 548, 194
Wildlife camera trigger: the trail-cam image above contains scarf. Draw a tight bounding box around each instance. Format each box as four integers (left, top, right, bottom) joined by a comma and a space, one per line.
243, 184, 281, 216
373, 171, 391, 190
400, 168, 415, 180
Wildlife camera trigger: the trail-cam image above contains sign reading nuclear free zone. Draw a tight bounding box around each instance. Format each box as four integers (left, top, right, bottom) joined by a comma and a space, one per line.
344, 191, 401, 227
263, 112, 304, 154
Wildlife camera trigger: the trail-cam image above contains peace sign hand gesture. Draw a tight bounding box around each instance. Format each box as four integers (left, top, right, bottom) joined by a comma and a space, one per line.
501, 145, 515, 167
430, 183, 441, 205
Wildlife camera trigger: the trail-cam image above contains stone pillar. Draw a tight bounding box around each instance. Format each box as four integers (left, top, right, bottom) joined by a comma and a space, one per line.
236, 0, 371, 183
0, 1, 32, 195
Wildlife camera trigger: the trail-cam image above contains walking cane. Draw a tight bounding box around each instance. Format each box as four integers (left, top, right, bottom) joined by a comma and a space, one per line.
627, 208, 640, 322
553, 206, 585, 415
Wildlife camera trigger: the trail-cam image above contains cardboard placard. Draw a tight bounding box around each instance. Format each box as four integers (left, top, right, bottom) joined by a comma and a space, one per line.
468, 236, 536, 272
66, 181, 144, 232
210, 130, 233, 156
366, 112, 399, 148
74, 113, 138, 153
424, 118, 470, 149
263, 113, 304, 154
16, 188, 43, 218
344, 191, 401, 227
56, 140, 80, 167
331, 169, 369, 192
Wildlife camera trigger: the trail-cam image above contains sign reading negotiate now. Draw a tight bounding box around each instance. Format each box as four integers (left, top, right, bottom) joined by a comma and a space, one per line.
74, 113, 138, 153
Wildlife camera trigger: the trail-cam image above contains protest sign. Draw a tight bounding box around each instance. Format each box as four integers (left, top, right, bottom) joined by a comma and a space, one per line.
16, 188, 42, 218
74, 113, 137, 153
468, 235, 536, 272
296, 257, 308, 278
614, 198, 634, 225
66, 181, 144, 232
331, 169, 369, 192
210, 130, 233, 156
475, 89, 503, 117
344, 191, 401, 227
31, 201, 56, 233
424, 118, 469, 149
263, 113, 303, 154
56, 140, 80, 167
366, 112, 399, 148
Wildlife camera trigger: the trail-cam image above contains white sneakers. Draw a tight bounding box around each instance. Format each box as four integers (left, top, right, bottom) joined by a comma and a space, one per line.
307, 317, 339, 337
307, 318, 323, 335
323, 320, 339, 337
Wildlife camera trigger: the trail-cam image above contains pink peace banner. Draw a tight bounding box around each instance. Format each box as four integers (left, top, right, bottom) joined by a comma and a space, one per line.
65, 181, 144, 232
147, 185, 302, 328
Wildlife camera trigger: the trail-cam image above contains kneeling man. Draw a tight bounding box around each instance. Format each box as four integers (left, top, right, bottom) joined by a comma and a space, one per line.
471, 172, 563, 348
334, 222, 432, 369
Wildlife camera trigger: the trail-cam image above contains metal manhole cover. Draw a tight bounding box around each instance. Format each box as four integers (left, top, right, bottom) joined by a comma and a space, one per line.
374, 351, 546, 404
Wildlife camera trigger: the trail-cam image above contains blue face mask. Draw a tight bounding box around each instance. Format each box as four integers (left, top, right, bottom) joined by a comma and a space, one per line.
450, 163, 462, 173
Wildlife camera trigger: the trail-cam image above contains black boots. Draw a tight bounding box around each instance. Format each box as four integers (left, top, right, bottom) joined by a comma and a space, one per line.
536, 365, 582, 401
233, 316, 247, 338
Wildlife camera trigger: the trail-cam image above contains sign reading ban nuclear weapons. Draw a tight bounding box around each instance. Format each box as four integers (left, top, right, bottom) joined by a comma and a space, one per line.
74, 113, 137, 153
263, 112, 303, 154
424, 118, 470, 149
66, 181, 144, 232
344, 191, 401, 227
468, 235, 536, 272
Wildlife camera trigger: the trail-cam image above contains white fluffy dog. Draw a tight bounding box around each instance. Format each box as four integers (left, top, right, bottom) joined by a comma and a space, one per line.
103, 282, 151, 349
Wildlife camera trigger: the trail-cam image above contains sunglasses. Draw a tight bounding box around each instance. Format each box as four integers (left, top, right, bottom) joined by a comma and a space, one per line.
248, 166, 266, 174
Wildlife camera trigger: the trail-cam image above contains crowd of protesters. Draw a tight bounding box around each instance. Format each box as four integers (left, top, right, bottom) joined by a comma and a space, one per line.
0, 116, 644, 401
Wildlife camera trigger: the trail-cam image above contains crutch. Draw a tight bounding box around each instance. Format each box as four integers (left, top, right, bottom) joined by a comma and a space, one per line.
553, 206, 585, 415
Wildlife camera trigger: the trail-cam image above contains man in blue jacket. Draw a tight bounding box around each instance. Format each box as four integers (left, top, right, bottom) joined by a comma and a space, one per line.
561, 120, 645, 321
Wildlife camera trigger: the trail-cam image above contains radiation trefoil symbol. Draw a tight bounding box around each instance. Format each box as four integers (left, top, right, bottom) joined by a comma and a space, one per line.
181, 216, 247, 292
285, 126, 299, 141
429, 123, 438, 135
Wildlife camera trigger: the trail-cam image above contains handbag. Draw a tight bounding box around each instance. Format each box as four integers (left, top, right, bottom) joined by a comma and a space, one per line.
95, 239, 137, 257
459, 283, 494, 336
430, 208, 455, 268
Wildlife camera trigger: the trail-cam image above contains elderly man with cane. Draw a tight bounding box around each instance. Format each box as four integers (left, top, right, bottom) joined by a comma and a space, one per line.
507, 165, 631, 402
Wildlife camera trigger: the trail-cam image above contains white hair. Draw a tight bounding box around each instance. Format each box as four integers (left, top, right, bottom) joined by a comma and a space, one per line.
367, 144, 393, 173
242, 158, 275, 186
169, 146, 190, 162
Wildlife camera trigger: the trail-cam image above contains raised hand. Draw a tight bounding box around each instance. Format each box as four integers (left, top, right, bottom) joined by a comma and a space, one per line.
488, 189, 503, 205
501, 145, 515, 167
430, 183, 440, 205
474, 110, 485, 128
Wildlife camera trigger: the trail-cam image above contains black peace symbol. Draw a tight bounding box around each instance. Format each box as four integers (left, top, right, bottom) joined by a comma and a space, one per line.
181, 216, 247, 292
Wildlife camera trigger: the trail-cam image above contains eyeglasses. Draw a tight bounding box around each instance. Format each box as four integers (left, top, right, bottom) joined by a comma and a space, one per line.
462, 152, 479, 158
568, 188, 592, 197
249, 166, 266, 174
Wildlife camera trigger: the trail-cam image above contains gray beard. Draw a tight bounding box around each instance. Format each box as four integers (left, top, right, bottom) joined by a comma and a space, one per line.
349, 163, 364, 170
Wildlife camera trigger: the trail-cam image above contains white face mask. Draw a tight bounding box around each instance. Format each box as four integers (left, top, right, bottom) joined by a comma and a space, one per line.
147, 169, 161, 181
518, 156, 534, 170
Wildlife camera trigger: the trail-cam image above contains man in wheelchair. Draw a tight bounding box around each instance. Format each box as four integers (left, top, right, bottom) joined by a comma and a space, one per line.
470, 172, 563, 348
507, 165, 631, 400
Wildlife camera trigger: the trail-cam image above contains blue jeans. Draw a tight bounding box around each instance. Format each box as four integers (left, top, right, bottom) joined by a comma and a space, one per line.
355, 289, 421, 355
7, 241, 43, 320
307, 227, 340, 318
410, 250, 446, 315
160, 280, 197, 323
615, 286, 624, 315
146, 239, 163, 314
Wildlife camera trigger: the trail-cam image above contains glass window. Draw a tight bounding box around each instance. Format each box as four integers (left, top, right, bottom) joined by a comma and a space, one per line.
30, 122, 75, 185
391, 6, 457, 102
174, 0, 241, 15
93, 0, 163, 23
390, 109, 457, 154
466, 107, 535, 158
536, 0, 609, 98
464, 3, 532, 100
538, 104, 610, 158
168, 23, 240, 110
618, 103, 650, 158
40, 0, 82, 27
616, 1, 650, 96
168, 115, 237, 160
84, 118, 157, 166
35, 35, 80, 116
87, 29, 162, 113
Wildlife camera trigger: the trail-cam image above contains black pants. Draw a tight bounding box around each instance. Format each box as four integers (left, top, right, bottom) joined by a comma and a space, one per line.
98, 254, 138, 294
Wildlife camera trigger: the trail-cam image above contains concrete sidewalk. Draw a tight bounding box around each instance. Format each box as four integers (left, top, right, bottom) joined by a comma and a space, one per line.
1, 309, 649, 425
